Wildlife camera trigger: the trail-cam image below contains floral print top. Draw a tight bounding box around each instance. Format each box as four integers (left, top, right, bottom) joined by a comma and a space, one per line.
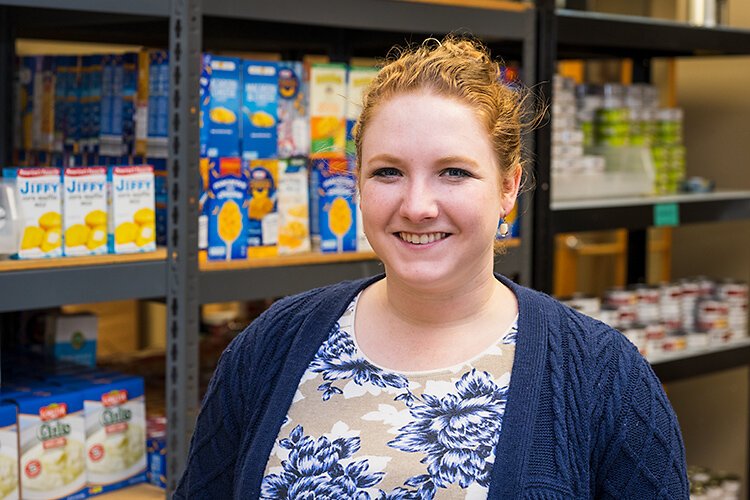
261, 293, 518, 500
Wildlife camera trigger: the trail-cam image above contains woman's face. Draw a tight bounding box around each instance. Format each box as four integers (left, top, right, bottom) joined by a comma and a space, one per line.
359, 90, 519, 291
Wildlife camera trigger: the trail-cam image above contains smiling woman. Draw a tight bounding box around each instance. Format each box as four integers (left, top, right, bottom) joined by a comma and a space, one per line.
175, 36, 689, 500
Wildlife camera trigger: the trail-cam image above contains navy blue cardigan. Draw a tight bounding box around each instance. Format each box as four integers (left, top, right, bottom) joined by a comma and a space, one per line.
175, 275, 688, 499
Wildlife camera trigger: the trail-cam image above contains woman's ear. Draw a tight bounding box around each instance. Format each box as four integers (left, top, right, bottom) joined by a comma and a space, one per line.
501, 164, 522, 215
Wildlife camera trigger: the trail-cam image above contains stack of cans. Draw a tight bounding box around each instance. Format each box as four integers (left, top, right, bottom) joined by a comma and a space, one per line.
562, 277, 748, 358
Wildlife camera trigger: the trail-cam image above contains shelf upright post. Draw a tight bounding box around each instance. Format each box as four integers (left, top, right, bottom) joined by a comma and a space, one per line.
627, 58, 651, 285
0, 7, 14, 165
167, 0, 201, 492
532, 0, 556, 293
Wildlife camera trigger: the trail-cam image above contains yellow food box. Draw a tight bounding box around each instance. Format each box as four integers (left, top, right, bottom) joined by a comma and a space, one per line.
63, 167, 108, 256
277, 158, 310, 255
310, 63, 347, 158
108, 165, 156, 254
2, 167, 63, 259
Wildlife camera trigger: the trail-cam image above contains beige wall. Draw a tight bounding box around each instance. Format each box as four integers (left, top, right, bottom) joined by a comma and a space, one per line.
669, 0, 750, 495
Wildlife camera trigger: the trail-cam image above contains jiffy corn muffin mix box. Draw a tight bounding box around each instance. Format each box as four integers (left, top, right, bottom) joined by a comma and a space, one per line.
242, 61, 278, 160
207, 158, 249, 261
277, 158, 310, 255
206, 57, 241, 158
83, 377, 146, 496
310, 158, 357, 253
2, 167, 63, 258
0, 403, 19, 500
247, 159, 278, 258
277, 61, 309, 158
345, 66, 378, 157
13, 389, 88, 500
309, 64, 346, 158
63, 167, 108, 256
107, 165, 156, 254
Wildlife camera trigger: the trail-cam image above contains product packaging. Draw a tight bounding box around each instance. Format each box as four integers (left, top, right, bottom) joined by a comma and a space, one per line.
309, 63, 346, 157
2, 167, 63, 259
277, 61, 309, 158
44, 313, 98, 368
206, 56, 241, 158
63, 167, 108, 256
310, 158, 357, 253
0, 403, 19, 500
107, 165, 156, 254
242, 60, 278, 160
207, 157, 249, 261
277, 157, 310, 254
247, 159, 279, 257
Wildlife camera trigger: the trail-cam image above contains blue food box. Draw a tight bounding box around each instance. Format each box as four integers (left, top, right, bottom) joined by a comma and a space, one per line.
146, 417, 166, 489
147, 50, 169, 159
207, 157, 249, 260
242, 60, 278, 160
199, 53, 212, 158
0, 403, 19, 500
247, 159, 278, 257
206, 56, 241, 158
277, 61, 309, 158
310, 158, 357, 253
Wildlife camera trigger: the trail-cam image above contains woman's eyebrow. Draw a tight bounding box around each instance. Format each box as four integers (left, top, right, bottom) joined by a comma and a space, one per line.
365, 154, 405, 166
435, 156, 479, 168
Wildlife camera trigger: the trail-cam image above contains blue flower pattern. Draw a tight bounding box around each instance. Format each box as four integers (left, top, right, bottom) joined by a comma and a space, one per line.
262, 300, 518, 499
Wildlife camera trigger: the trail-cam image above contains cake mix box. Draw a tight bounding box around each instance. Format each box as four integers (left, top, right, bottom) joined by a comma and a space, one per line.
309, 64, 346, 158
310, 158, 356, 253
242, 60, 278, 160
247, 159, 278, 258
63, 167, 108, 256
0, 403, 19, 500
277, 157, 310, 255
277, 61, 309, 158
107, 165, 156, 254
345, 66, 378, 157
207, 157, 249, 261
83, 377, 146, 496
13, 389, 88, 500
206, 56, 241, 159
2, 167, 63, 259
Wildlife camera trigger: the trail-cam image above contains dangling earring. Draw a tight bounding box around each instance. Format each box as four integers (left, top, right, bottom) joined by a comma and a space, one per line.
499, 213, 509, 238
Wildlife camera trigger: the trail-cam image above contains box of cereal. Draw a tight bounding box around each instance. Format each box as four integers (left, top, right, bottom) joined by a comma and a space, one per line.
309, 64, 346, 158
310, 158, 357, 253
2, 167, 63, 258
84, 377, 146, 496
0, 403, 19, 500
63, 167, 108, 256
247, 159, 278, 258
207, 157, 249, 261
242, 60, 278, 160
277, 157, 310, 255
277, 61, 309, 158
13, 389, 88, 500
107, 165, 156, 254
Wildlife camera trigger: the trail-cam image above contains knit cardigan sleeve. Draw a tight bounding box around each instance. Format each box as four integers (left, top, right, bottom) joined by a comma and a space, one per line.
171, 322, 255, 499
588, 318, 689, 499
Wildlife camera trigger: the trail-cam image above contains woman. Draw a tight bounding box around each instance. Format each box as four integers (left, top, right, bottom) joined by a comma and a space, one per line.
176, 37, 688, 499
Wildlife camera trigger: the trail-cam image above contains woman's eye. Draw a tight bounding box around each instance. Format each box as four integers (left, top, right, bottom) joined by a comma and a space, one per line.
442, 167, 472, 178
372, 167, 401, 178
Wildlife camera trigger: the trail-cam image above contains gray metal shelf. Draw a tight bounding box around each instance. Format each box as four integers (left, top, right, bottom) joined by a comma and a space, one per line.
0, 259, 166, 313
650, 338, 750, 383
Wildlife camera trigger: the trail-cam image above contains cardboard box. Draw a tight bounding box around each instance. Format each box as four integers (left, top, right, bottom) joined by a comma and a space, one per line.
207, 158, 249, 261
0, 403, 19, 500
277, 61, 309, 158
206, 56, 241, 158
242, 60, 278, 160
310, 158, 357, 253
146, 51, 168, 159
83, 377, 146, 496
2, 167, 63, 259
277, 158, 310, 255
309, 64, 346, 158
63, 167, 108, 256
247, 159, 278, 257
345, 66, 378, 157
107, 165, 156, 254
45, 313, 98, 368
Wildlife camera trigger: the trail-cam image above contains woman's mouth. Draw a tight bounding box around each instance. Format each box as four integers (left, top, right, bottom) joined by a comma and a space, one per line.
397, 232, 448, 245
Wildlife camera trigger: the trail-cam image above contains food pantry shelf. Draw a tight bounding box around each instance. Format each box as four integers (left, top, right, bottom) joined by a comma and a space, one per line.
550, 190, 750, 232
0, 249, 167, 312
96, 483, 165, 500
557, 9, 750, 59
650, 337, 750, 383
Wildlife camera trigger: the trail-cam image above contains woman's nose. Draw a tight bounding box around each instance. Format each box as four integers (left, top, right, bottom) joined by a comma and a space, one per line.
398, 179, 439, 222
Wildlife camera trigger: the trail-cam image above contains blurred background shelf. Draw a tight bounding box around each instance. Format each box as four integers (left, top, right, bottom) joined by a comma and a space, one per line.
651, 337, 750, 383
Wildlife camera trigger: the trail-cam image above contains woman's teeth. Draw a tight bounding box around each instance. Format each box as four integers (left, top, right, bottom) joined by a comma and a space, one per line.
398, 232, 447, 244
